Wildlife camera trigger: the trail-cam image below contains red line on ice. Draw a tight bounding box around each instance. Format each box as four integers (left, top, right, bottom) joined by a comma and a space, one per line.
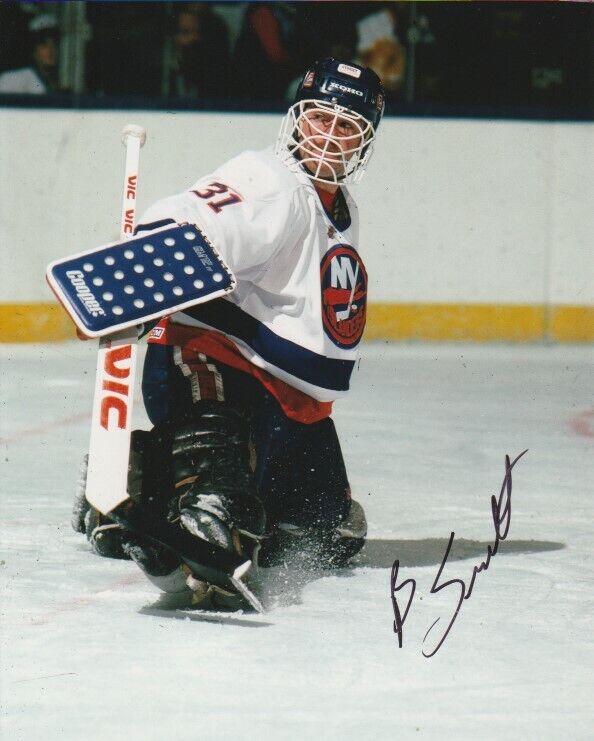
0, 411, 91, 444
569, 409, 594, 439
29, 572, 145, 625
0, 400, 142, 444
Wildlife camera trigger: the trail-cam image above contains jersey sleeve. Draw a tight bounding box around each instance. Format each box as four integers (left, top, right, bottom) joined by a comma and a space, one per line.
135, 151, 307, 281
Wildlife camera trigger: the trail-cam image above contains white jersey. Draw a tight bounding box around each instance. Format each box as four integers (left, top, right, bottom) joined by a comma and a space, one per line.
0, 67, 47, 94
137, 147, 367, 406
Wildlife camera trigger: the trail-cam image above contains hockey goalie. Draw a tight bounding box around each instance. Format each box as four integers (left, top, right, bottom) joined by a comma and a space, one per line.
69, 58, 386, 610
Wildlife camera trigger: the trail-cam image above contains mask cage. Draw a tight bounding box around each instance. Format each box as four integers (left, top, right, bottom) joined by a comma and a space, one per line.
275, 100, 377, 185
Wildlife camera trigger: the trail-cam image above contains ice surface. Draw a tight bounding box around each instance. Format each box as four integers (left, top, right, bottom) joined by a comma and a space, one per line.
1, 341, 593, 740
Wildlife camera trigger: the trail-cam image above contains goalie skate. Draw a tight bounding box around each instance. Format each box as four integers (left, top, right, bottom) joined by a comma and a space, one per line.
183, 564, 261, 612
111, 501, 264, 613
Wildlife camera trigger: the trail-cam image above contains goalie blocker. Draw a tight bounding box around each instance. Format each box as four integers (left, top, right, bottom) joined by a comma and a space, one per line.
46, 223, 235, 338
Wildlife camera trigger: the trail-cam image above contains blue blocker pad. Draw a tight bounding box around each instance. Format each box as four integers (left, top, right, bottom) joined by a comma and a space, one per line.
47, 224, 235, 337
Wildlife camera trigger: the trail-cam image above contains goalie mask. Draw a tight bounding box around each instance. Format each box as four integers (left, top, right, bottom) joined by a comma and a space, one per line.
275, 58, 385, 185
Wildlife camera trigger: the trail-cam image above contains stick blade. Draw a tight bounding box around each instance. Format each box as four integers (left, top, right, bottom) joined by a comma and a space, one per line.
85, 330, 138, 514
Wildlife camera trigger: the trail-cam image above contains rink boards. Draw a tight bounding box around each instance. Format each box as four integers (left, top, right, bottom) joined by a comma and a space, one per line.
0, 300, 592, 342
1, 109, 592, 343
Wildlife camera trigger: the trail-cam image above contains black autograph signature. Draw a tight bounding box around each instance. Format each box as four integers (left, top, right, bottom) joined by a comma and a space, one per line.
391, 449, 528, 658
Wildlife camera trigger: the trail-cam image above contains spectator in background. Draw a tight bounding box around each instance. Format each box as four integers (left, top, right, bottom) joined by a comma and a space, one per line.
0, 3, 29, 76
356, 4, 406, 96
85, 2, 167, 96
0, 13, 61, 94
284, 7, 358, 103
166, 3, 230, 99
233, 2, 298, 101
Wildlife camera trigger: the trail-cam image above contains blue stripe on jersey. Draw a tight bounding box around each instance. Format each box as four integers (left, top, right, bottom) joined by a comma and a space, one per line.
134, 218, 177, 235
183, 300, 355, 392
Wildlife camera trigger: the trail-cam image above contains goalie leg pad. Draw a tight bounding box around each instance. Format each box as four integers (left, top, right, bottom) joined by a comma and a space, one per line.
251, 408, 365, 568
90, 428, 183, 573
254, 413, 352, 531
71, 452, 131, 560
72, 429, 176, 564
260, 499, 367, 569
164, 401, 266, 556
122, 532, 184, 581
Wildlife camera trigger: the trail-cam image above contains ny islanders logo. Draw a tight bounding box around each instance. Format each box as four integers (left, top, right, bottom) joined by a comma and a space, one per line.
321, 245, 367, 349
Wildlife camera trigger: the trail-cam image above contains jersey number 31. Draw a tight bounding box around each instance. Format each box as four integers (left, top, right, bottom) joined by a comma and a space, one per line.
193, 182, 242, 214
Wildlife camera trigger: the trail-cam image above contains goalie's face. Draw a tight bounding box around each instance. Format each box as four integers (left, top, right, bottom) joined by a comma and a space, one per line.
277, 100, 376, 186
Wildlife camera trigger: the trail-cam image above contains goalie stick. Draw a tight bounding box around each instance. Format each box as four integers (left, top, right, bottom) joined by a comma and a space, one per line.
83, 124, 145, 515
50, 125, 261, 611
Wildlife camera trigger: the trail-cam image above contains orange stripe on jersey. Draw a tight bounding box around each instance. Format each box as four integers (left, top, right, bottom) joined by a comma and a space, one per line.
148, 318, 333, 424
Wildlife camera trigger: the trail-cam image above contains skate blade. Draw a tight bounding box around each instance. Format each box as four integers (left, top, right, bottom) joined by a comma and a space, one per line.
182, 557, 263, 613
230, 561, 263, 613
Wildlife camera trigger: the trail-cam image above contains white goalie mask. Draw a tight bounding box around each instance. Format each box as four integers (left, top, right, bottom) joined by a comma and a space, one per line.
275, 99, 377, 186
274, 58, 385, 186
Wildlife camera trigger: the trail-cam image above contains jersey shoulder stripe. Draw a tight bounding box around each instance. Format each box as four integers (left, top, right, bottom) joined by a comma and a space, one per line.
178, 299, 354, 393
149, 322, 333, 424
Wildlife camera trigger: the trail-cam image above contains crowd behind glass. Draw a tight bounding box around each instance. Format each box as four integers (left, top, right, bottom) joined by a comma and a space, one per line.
0, 1, 591, 114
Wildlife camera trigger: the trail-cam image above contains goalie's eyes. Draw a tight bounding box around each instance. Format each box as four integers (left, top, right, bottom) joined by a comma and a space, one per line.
338, 120, 356, 134
307, 112, 357, 136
